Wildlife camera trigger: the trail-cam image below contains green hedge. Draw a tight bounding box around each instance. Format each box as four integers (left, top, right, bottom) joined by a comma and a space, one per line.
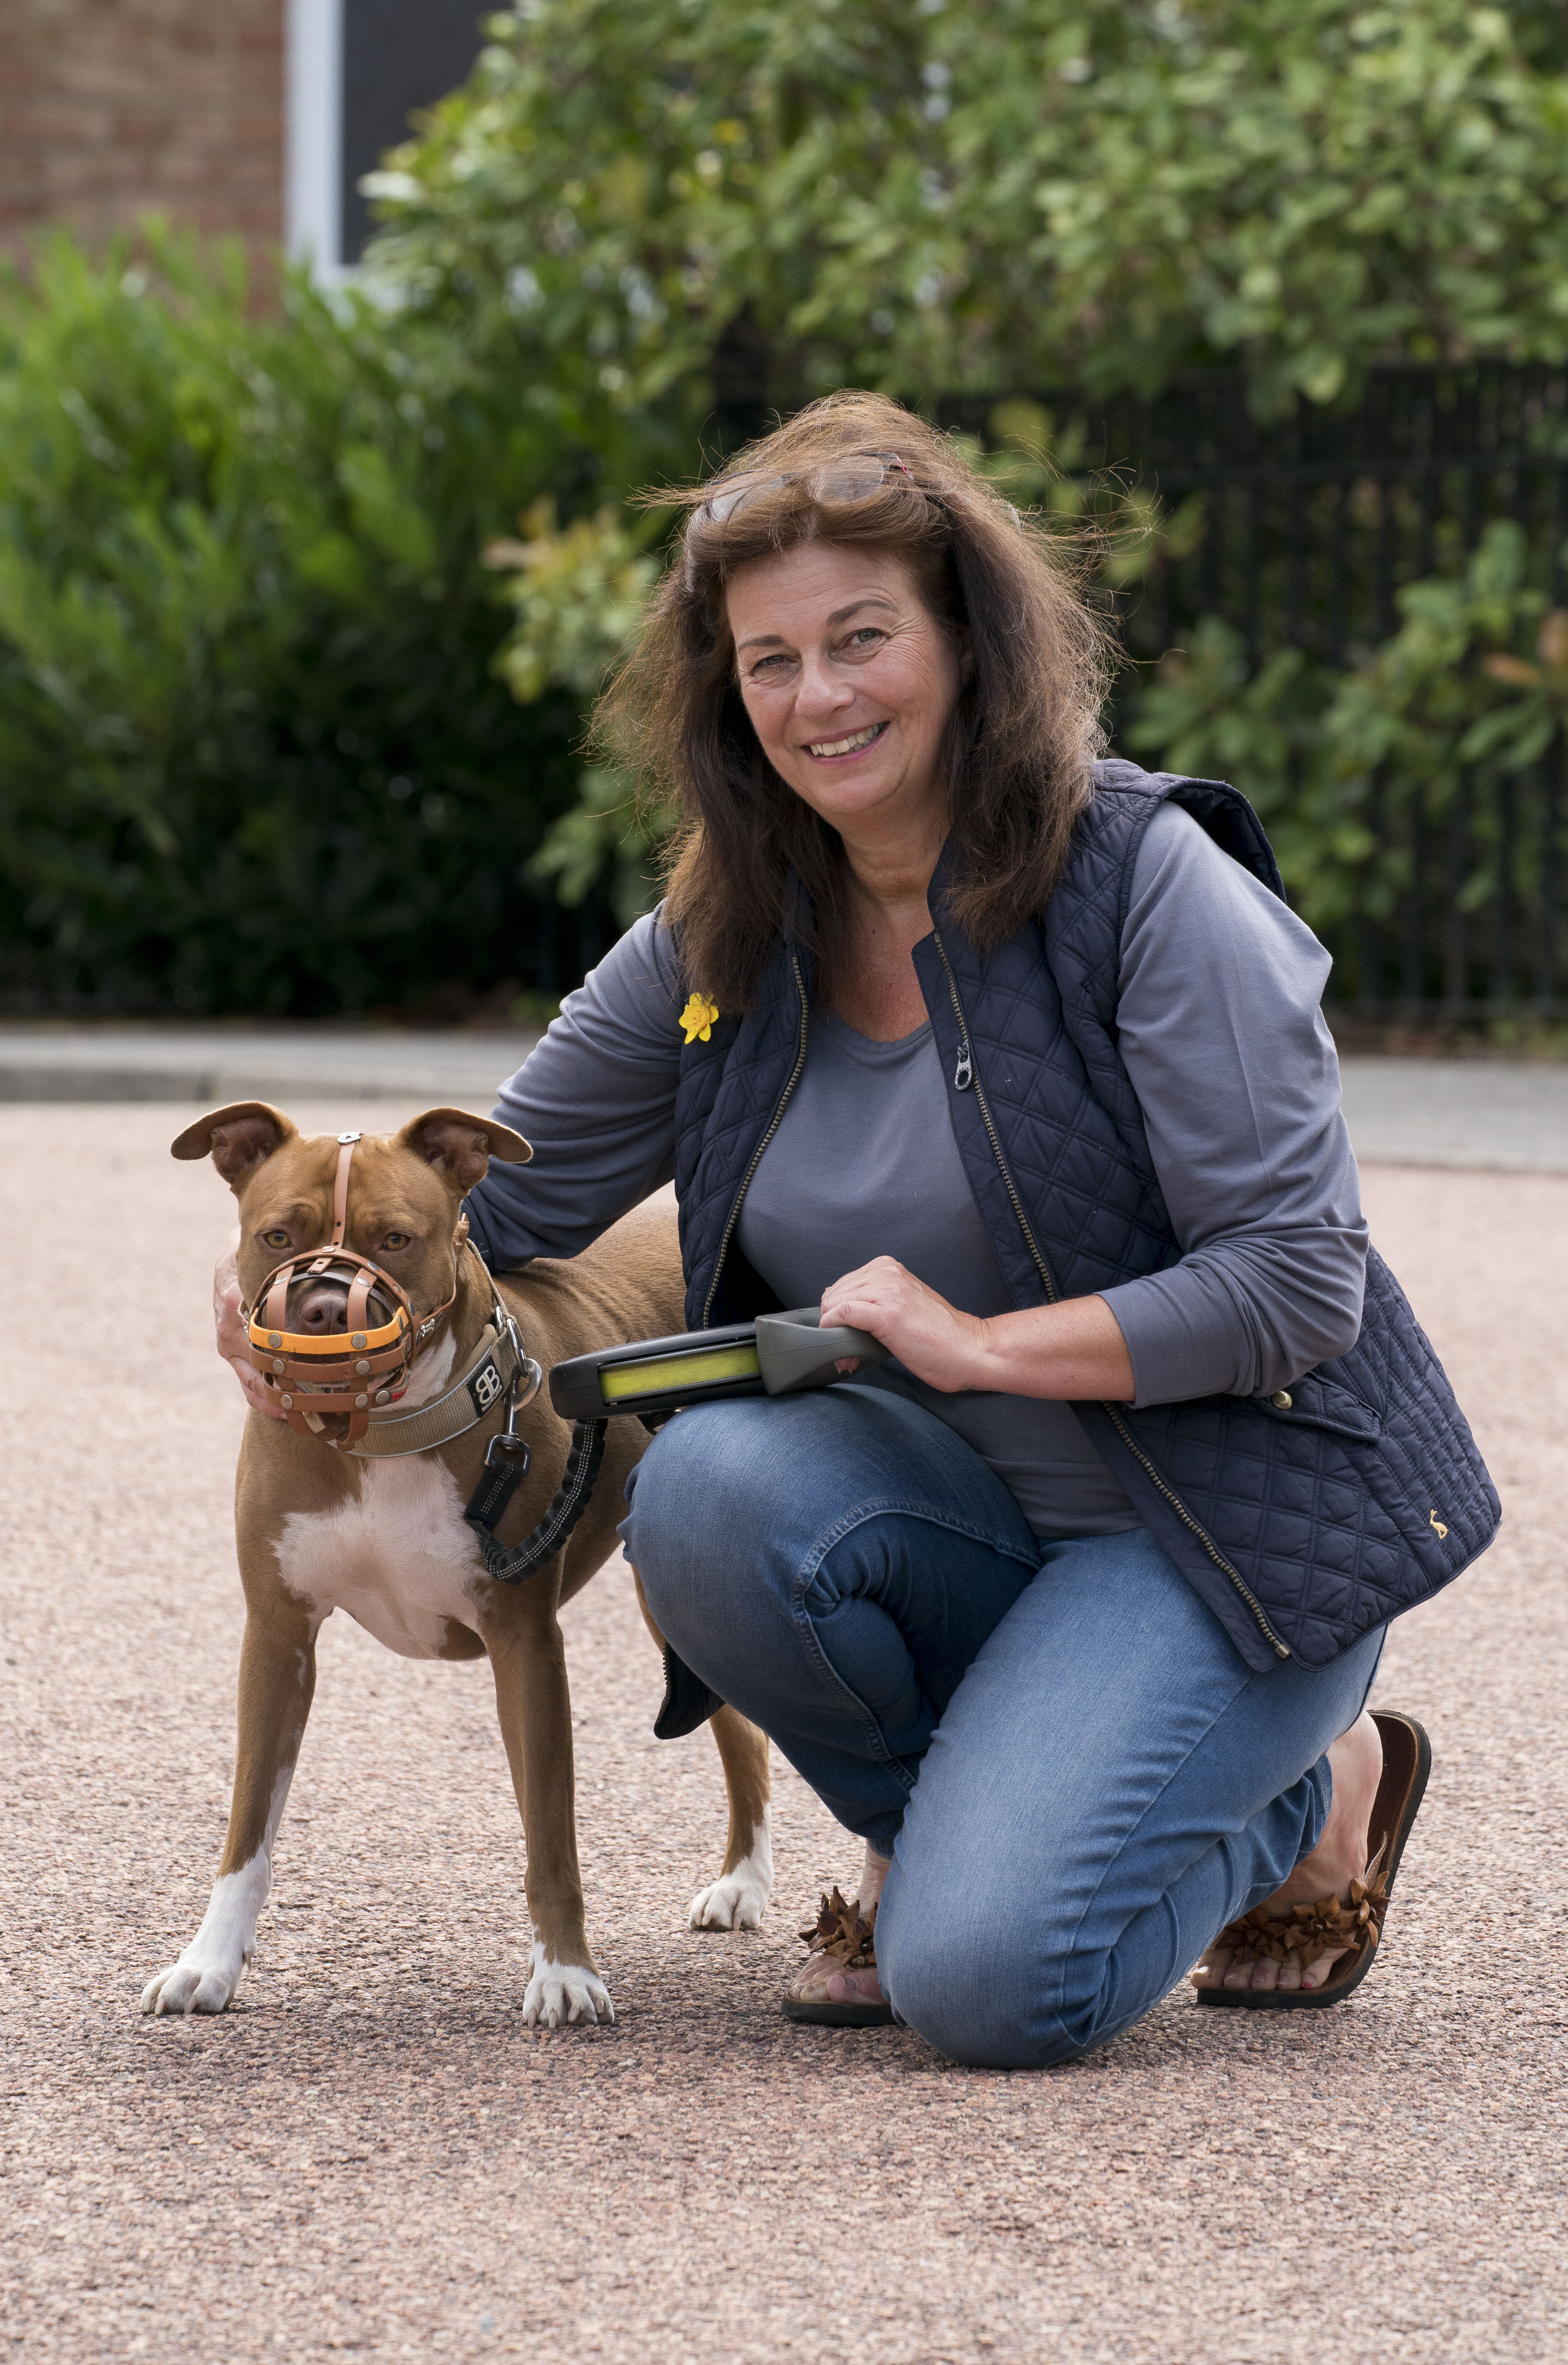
370, 0, 1568, 423
0, 233, 590, 1015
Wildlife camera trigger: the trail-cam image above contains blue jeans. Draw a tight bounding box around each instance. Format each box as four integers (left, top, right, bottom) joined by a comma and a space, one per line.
622, 1383, 1384, 2069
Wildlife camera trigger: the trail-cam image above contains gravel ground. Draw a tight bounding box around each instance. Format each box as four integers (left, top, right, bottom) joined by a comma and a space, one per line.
2, 1105, 1563, 2364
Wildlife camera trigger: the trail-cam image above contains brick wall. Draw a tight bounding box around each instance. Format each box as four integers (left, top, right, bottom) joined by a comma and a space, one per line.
0, 0, 285, 278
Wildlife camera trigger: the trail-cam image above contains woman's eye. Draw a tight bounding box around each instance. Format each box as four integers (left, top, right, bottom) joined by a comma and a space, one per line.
262, 1229, 290, 1250
844, 627, 884, 653
381, 1232, 410, 1251
749, 654, 791, 679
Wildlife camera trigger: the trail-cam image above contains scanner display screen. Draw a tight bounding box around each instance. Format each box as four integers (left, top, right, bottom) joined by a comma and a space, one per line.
598, 1342, 762, 1404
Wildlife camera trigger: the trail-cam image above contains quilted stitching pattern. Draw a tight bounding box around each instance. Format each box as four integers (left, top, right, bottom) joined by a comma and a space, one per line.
1088, 1253, 1497, 1670
673, 763, 1500, 1670
676, 937, 807, 1327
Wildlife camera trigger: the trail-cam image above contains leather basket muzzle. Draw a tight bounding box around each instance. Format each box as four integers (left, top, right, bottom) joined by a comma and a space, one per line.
247, 1247, 415, 1443
243, 1132, 449, 1447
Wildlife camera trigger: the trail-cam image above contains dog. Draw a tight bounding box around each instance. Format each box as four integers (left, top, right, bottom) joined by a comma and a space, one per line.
141, 1102, 773, 2027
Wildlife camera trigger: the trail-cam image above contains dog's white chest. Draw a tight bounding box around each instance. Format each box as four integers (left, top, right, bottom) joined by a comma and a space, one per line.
275, 1456, 484, 1659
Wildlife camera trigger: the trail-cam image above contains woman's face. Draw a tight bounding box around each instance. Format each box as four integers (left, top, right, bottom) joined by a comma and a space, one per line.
725, 542, 966, 848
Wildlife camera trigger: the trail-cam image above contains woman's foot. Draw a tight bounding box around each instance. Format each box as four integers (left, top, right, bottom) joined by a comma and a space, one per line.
789, 1843, 889, 2010
1190, 1710, 1384, 1996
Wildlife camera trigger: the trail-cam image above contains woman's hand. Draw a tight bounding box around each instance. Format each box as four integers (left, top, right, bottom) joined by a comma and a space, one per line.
215, 1227, 286, 1419
820, 1255, 1137, 1402
820, 1257, 990, 1393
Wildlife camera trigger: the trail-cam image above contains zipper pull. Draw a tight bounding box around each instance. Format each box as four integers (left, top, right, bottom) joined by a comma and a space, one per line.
954, 1039, 973, 1092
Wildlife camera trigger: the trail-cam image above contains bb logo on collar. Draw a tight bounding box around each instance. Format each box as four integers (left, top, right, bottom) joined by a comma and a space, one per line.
468, 1358, 505, 1416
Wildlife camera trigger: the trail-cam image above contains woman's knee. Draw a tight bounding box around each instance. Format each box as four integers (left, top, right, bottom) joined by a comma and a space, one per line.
878, 1880, 1094, 2071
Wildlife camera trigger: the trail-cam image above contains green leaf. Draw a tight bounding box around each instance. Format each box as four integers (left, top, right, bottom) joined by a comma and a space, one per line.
337, 443, 439, 577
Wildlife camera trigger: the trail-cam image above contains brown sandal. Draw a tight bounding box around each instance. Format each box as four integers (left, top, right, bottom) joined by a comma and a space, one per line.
1197, 1708, 1431, 2012
782, 1887, 895, 2028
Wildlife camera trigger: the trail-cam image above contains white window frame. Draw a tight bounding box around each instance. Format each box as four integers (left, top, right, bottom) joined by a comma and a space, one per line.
286, 0, 346, 279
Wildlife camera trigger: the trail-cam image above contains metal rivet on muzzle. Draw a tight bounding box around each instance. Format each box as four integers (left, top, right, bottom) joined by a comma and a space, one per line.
280, 1393, 294, 1409
273, 1357, 286, 1373
352, 1333, 367, 1349
355, 1359, 370, 1376
268, 1333, 282, 1349
375, 1390, 389, 1405
355, 1394, 369, 1409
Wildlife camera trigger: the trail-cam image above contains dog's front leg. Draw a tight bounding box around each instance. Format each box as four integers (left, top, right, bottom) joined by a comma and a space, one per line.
484, 1598, 612, 2031
141, 1607, 318, 2017
688, 1704, 774, 1933
628, 1565, 773, 1931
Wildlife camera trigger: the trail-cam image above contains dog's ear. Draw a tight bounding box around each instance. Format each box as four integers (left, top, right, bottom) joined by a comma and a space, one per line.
397, 1107, 532, 1193
170, 1103, 299, 1189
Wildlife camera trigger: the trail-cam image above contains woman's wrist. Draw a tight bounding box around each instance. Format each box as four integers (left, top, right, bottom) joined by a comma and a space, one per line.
973, 1297, 1136, 1404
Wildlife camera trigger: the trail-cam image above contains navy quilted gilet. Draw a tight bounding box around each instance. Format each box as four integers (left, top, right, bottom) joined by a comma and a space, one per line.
674, 760, 1500, 1672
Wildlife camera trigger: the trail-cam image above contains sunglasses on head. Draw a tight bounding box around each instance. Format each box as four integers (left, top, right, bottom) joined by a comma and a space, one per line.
696, 451, 918, 528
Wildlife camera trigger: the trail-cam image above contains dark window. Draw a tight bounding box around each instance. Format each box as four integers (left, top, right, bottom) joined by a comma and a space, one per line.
340, 0, 489, 263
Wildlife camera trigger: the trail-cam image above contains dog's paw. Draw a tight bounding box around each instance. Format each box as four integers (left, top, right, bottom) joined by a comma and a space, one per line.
688, 1860, 771, 1931
688, 1815, 773, 1931
522, 1945, 614, 2031
140, 1947, 247, 2017
141, 1864, 266, 2016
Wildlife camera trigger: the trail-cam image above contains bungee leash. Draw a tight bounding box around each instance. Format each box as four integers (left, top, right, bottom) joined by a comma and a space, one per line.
459, 1359, 608, 1588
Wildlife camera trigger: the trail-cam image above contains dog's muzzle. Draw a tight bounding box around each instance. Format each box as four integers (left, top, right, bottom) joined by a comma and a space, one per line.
243, 1132, 451, 1447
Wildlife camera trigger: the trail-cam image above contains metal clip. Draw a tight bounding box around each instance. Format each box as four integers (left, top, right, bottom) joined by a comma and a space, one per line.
505, 1317, 544, 1415
483, 1427, 530, 1474
483, 1349, 541, 1474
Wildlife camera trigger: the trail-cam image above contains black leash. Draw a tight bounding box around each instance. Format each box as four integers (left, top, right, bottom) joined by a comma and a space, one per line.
461, 1385, 608, 1585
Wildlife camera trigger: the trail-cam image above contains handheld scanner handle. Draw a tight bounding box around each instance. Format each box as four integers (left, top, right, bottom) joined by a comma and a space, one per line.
753, 1307, 891, 1396
545, 1311, 892, 1422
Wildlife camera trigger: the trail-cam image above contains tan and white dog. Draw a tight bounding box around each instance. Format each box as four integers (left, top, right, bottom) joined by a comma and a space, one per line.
141, 1102, 772, 2027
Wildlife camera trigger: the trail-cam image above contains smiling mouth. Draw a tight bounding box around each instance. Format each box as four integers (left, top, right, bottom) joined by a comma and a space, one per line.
805, 720, 888, 760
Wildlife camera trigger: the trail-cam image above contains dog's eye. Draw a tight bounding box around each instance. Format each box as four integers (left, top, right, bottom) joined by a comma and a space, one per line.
380, 1232, 410, 1251
262, 1228, 290, 1250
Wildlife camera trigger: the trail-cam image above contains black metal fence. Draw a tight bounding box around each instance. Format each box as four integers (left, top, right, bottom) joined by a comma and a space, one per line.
950, 364, 1568, 1017
1084, 363, 1568, 667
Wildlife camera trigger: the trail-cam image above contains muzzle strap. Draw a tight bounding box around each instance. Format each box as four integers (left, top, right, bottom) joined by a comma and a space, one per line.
346, 1262, 374, 1336
263, 1266, 291, 1338
331, 1132, 360, 1248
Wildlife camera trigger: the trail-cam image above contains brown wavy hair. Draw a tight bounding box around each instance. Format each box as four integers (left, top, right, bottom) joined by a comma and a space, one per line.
596, 390, 1112, 1010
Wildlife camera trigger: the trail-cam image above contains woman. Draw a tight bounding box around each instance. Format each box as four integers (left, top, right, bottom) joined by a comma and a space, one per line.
225, 394, 1497, 2066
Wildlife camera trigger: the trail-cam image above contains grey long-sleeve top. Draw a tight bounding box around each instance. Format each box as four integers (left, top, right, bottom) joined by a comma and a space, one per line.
466, 803, 1367, 1527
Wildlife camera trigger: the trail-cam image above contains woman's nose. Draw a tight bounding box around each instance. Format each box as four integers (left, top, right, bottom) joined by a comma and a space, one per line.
796, 653, 855, 716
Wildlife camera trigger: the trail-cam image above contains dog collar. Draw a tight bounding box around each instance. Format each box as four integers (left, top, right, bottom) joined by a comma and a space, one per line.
347, 1302, 540, 1458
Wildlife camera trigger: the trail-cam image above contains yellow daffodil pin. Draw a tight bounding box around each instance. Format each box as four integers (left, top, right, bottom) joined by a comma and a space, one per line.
680, 991, 720, 1045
